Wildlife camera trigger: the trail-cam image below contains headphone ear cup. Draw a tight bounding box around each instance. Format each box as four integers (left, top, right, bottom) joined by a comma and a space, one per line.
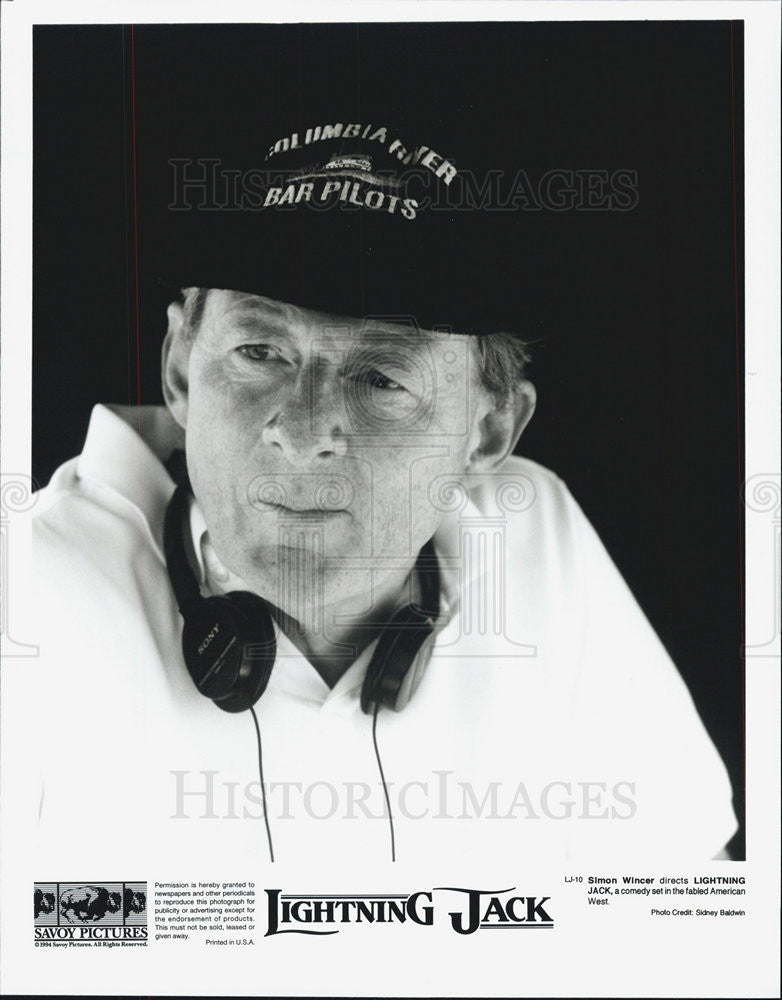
218, 591, 277, 713
165, 484, 278, 713
180, 595, 248, 699
360, 604, 435, 714
180, 592, 276, 712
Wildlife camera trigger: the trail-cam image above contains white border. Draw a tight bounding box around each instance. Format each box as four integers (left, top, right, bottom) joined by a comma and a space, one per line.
2, 2, 780, 997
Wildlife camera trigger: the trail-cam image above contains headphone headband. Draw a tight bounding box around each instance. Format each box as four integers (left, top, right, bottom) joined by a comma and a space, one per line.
163, 475, 441, 714
163, 483, 203, 610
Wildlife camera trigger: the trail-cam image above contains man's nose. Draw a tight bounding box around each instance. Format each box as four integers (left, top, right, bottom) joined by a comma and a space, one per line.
261, 372, 348, 463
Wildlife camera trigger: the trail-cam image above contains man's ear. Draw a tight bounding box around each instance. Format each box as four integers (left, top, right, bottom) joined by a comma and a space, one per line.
161, 302, 191, 430
465, 380, 537, 475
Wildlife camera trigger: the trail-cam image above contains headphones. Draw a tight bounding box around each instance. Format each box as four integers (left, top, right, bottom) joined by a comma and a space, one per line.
163, 479, 441, 716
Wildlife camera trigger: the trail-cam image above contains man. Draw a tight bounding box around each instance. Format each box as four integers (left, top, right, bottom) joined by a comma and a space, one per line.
160, 288, 535, 689
25, 119, 737, 871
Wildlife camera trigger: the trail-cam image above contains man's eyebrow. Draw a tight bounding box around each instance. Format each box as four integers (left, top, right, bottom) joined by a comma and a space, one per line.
219, 297, 454, 351
355, 323, 446, 351
221, 309, 292, 335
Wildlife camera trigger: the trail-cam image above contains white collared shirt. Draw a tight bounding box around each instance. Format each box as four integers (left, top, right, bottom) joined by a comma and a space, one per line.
16, 404, 737, 872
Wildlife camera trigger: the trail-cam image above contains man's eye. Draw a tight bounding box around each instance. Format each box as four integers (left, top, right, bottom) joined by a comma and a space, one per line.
351, 368, 405, 391
237, 344, 282, 363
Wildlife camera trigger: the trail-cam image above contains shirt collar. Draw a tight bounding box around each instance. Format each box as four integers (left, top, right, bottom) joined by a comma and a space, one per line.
76, 404, 185, 555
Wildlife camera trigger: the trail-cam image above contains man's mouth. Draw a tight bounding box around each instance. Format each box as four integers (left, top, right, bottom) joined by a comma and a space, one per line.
254, 498, 348, 516
250, 476, 354, 516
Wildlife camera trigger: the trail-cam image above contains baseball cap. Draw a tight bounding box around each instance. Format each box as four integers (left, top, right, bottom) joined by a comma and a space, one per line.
137, 25, 546, 337
151, 117, 538, 336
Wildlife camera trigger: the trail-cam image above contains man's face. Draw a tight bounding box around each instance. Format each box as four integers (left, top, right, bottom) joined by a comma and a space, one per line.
169, 290, 491, 614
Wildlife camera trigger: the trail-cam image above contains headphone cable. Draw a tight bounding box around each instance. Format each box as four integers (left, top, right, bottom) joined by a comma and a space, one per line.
372, 703, 396, 862
249, 706, 275, 863
250, 698, 394, 863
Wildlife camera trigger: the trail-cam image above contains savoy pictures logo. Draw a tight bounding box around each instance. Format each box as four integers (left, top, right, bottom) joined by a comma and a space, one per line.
265, 886, 553, 936
34, 882, 148, 946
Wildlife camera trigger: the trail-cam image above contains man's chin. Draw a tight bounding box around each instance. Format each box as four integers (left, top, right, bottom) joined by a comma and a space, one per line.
233, 544, 327, 592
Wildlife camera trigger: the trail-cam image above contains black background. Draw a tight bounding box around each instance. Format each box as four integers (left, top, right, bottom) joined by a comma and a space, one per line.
33, 21, 744, 857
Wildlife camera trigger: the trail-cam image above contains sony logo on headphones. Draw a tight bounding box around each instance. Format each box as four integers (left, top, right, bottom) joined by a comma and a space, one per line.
197, 625, 221, 656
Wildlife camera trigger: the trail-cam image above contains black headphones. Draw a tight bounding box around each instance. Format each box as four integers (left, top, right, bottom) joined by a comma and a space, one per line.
163, 478, 441, 716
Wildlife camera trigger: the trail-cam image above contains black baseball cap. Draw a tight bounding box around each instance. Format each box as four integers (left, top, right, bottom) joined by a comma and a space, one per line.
136, 25, 549, 337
